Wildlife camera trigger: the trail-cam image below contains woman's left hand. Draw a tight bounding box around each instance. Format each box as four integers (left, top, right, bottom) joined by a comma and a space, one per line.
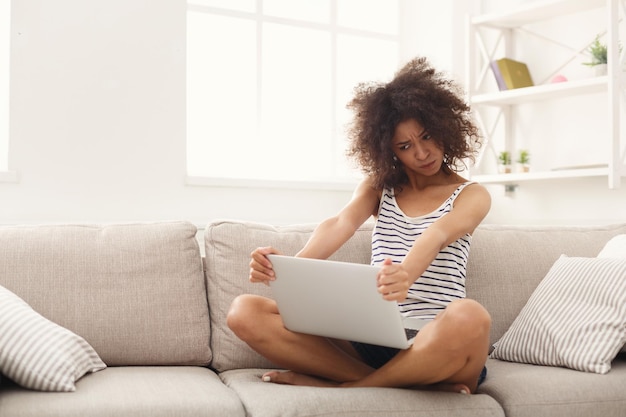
376, 258, 412, 302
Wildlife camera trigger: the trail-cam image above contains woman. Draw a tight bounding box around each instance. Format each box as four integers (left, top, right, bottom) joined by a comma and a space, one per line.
227, 57, 492, 394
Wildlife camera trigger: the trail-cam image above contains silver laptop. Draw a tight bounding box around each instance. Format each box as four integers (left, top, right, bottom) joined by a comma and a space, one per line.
267, 255, 429, 349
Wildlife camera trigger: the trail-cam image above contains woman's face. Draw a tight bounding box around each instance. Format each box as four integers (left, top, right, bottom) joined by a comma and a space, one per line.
391, 119, 444, 176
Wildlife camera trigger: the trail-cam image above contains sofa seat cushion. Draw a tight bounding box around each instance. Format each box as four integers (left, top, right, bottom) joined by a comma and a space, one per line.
204, 220, 373, 372
478, 357, 626, 417
0, 222, 211, 366
0, 366, 245, 417
219, 368, 505, 417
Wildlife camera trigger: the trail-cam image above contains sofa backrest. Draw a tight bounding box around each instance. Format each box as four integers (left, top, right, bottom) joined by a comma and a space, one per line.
204, 219, 626, 371
204, 220, 372, 372
0, 221, 211, 367
466, 223, 626, 346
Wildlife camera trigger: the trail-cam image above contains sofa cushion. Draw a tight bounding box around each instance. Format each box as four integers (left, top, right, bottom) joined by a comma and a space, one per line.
478, 357, 626, 417
219, 368, 504, 417
204, 220, 373, 372
0, 285, 106, 391
0, 366, 245, 417
0, 222, 211, 366
490, 256, 626, 373
465, 223, 626, 346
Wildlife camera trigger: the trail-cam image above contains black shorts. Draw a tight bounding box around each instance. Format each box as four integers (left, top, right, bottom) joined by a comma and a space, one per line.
350, 341, 488, 386
350, 341, 400, 369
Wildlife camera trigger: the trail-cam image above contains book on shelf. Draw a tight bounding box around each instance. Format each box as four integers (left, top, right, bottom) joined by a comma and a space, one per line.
489, 61, 508, 91
490, 58, 534, 90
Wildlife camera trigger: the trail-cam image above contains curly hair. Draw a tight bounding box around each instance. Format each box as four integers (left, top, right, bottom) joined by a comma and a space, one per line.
346, 57, 481, 190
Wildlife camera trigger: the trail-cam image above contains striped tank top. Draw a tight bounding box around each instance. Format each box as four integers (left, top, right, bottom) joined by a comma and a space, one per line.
371, 182, 474, 321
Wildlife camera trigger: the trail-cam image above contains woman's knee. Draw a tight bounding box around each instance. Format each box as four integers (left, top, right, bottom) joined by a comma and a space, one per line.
227, 294, 263, 335
444, 299, 491, 336
227, 294, 278, 340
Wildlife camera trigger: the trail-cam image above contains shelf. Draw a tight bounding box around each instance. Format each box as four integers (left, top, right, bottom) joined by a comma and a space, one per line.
472, 0, 606, 28
473, 167, 612, 184
470, 76, 608, 106
467, 0, 624, 190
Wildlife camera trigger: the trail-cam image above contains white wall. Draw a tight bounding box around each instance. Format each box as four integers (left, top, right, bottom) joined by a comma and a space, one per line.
1, 0, 624, 228
2, 0, 352, 227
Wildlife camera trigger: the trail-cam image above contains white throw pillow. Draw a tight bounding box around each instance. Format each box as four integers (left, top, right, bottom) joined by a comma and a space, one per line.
490, 256, 626, 374
597, 234, 626, 353
0, 285, 106, 391
597, 234, 626, 258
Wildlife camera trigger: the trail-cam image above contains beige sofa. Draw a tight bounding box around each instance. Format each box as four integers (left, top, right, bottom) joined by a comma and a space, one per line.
0, 220, 625, 417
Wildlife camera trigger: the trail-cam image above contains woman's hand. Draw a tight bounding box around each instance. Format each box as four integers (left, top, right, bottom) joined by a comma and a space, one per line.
377, 258, 412, 302
249, 246, 282, 286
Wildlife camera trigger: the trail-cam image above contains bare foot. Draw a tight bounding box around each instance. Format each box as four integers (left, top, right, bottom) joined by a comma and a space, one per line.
261, 371, 471, 394
262, 371, 340, 387
421, 382, 472, 395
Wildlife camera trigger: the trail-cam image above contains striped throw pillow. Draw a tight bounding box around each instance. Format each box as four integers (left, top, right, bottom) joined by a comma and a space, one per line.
490, 256, 626, 374
0, 285, 106, 391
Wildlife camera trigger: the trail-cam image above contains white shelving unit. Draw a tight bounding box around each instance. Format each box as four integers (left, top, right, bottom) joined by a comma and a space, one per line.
466, 0, 625, 189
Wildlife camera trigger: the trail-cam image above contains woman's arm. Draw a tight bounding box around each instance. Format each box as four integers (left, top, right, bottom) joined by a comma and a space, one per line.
296, 178, 379, 259
377, 183, 491, 300
249, 178, 380, 285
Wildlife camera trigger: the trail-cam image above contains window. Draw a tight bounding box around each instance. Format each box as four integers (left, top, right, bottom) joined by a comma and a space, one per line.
0, 0, 9, 173
186, 0, 400, 186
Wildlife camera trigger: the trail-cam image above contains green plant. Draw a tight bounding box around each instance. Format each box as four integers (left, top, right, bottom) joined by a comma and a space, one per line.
584, 36, 607, 66
498, 151, 511, 165
582, 35, 620, 66
517, 149, 530, 165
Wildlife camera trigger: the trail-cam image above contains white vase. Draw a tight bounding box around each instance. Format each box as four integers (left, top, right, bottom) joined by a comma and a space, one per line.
594, 63, 608, 76
498, 164, 512, 174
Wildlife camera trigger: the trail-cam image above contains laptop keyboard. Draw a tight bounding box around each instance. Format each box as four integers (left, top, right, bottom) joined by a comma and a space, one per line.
404, 328, 419, 340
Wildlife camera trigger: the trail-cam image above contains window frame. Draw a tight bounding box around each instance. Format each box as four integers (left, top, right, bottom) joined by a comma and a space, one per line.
185, 0, 404, 190
0, 0, 15, 182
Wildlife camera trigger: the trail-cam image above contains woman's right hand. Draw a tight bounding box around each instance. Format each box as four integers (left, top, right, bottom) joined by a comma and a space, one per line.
249, 246, 282, 286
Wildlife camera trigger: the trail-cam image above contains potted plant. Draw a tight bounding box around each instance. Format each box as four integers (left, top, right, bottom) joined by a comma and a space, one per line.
582, 35, 619, 76
498, 151, 512, 174
517, 149, 530, 173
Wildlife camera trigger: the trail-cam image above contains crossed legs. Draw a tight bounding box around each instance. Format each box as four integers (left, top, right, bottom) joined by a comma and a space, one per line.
227, 295, 491, 393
